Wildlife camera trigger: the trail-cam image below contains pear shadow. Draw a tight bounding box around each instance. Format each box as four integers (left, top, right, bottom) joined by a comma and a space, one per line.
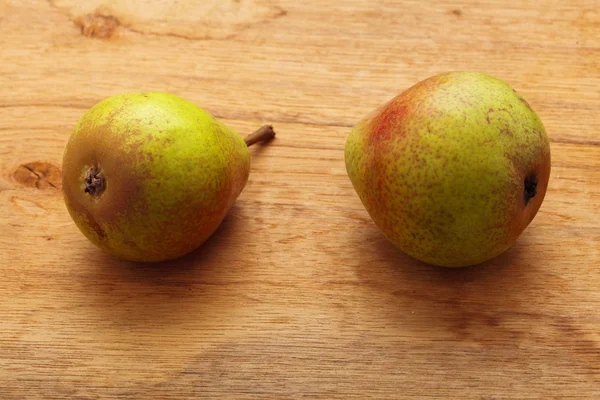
79, 204, 253, 332
351, 223, 546, 344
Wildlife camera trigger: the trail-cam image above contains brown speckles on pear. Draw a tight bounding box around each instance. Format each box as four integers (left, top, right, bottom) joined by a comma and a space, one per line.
500, 126, 514, 137
486, 108, 494, 124
62, 92, 258, 262
345, 71, 551, 267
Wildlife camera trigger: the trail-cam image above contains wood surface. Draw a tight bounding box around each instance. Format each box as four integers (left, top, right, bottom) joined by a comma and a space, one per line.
1, 0, 599, 398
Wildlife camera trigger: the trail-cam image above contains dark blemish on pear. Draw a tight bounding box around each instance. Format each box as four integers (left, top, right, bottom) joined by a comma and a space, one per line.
519, 97, 533, 112
485, 108, 495, 124
524, 174, 538, 205
84, 165, 106, 197
89, 216, 107, 239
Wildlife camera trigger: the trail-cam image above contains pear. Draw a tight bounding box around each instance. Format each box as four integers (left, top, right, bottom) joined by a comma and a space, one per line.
62, 92, 275, 262
345, 72, 551, 267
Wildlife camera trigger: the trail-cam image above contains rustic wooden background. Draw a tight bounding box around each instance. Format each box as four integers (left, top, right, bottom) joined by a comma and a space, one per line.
1, 0, 599, 398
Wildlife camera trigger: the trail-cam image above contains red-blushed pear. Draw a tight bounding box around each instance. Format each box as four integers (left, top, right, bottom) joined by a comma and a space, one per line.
62, 93, 275, 262
345, 72, 551, 267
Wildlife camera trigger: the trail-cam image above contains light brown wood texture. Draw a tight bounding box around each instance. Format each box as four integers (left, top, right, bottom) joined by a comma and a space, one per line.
1, 0, 599, 398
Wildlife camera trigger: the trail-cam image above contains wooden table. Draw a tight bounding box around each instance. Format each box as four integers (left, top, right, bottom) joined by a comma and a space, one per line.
1, 1, 599, 398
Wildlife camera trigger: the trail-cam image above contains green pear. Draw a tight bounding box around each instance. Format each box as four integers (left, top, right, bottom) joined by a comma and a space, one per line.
345, 72, 551, 267
62, 92, 275, 262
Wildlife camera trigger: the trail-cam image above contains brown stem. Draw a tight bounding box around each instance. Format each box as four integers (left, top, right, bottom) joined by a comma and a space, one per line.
244, 125, 276, 147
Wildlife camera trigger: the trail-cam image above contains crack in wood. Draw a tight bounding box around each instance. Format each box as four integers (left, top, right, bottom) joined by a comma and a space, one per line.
22, 165, 59, 189
13, 162, 62, 190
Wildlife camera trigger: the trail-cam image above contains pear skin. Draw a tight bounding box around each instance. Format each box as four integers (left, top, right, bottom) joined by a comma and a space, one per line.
62, 92, 274, 262
345, 72, 551, 267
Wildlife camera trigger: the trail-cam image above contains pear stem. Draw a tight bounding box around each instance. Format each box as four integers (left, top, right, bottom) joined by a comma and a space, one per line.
244, 125, 276, 147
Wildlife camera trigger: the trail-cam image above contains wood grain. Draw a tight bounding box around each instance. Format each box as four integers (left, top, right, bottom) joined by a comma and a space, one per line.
1, 0, 599, 398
